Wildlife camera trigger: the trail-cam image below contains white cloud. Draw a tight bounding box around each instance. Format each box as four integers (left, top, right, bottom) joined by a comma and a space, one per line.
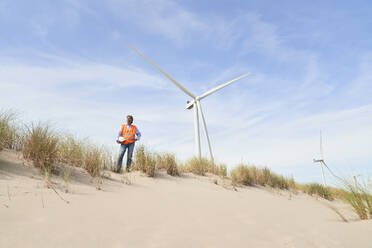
0, 60, 169, 90
107, 0, 206, 43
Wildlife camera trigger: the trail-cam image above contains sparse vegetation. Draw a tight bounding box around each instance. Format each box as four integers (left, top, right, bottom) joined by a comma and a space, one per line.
2, 108, 372, 222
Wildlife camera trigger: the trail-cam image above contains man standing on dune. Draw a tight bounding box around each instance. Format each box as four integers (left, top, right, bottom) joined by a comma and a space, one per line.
116, 115, 141, 173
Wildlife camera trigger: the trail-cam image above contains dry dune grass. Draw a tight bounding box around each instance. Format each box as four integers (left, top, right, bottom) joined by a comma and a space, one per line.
133, 145, 156, 177
181, 157, 227, 177
58, 135, 85, 167
156, 152, 179, 176
340, 180, 372, 220
230, 164, 295, 190
22, 123, 59, 172
298, 183, 334, 201
0, 110, 20, 151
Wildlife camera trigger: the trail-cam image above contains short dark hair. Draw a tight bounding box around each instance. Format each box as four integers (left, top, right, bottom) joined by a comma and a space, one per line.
127, 115, 133, 120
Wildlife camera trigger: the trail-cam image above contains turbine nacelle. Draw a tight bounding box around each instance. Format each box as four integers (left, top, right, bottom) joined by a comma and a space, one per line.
313, 159, 324, 163
186, 100, 195, 110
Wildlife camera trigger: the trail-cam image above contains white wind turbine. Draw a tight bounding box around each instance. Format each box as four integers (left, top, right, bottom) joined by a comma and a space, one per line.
127, 43, 250, 161
313, 130, 327, 186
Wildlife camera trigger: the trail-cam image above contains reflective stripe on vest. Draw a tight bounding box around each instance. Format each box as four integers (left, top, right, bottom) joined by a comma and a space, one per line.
121, 124, 136, 144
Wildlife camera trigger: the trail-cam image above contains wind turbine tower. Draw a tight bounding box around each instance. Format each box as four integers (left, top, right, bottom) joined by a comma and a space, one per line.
313, 130, 327, 186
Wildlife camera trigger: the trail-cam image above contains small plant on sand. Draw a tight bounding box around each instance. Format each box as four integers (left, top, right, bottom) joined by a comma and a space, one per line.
44, 167, 52, 188
23, 123, 59, 172
63, 168, 70, 193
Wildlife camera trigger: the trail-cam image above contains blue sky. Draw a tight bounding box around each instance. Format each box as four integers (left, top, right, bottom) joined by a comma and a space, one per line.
1, 0, 371, 183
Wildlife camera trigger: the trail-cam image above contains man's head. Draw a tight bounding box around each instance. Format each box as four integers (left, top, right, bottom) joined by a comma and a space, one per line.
126, 115, 133, 125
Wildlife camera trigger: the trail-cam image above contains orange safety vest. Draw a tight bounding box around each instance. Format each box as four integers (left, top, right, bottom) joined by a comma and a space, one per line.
120, 124, 136, 144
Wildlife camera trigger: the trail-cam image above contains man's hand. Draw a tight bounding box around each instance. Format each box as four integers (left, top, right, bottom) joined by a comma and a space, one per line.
116, 140, 122, 144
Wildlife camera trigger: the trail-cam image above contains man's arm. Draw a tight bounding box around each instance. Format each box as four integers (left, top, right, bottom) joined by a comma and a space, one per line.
136, 127, 141, 141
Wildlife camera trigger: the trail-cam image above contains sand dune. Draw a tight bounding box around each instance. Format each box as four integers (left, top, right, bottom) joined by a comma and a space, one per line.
1, 149, 371, 248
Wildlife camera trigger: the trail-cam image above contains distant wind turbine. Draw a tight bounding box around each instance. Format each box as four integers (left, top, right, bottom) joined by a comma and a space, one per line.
313, 130, 327, 186
127, 43, 250, 161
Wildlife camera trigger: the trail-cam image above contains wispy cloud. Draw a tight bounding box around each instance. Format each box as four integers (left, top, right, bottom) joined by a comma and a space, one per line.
107, 0, 206, 43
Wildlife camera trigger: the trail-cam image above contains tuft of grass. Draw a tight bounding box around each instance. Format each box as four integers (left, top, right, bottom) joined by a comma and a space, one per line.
22, 123, 59, 172
0, 110, 18, 151
216, 164, 227, 178
83, 146, 102, 178
134, 145, 156, 177
58, 135, 84, 167
231, 164, 253, 186
184, 157, 215, 176
156, 153, 179, 176
230, 164, 294, 190
302, 183, 334, 201
340, 180, 372, 220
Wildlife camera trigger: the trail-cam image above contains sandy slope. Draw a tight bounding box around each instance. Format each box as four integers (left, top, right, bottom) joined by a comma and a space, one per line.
1, 150, 371, 248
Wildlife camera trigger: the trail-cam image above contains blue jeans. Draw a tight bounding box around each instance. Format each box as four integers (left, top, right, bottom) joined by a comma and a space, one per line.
117, 142, 135, 171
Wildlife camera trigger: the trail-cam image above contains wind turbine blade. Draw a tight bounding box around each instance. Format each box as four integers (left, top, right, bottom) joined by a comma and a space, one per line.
126, 43, 196, 99
199, 73, 251, 100
196, 101, 214, 162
